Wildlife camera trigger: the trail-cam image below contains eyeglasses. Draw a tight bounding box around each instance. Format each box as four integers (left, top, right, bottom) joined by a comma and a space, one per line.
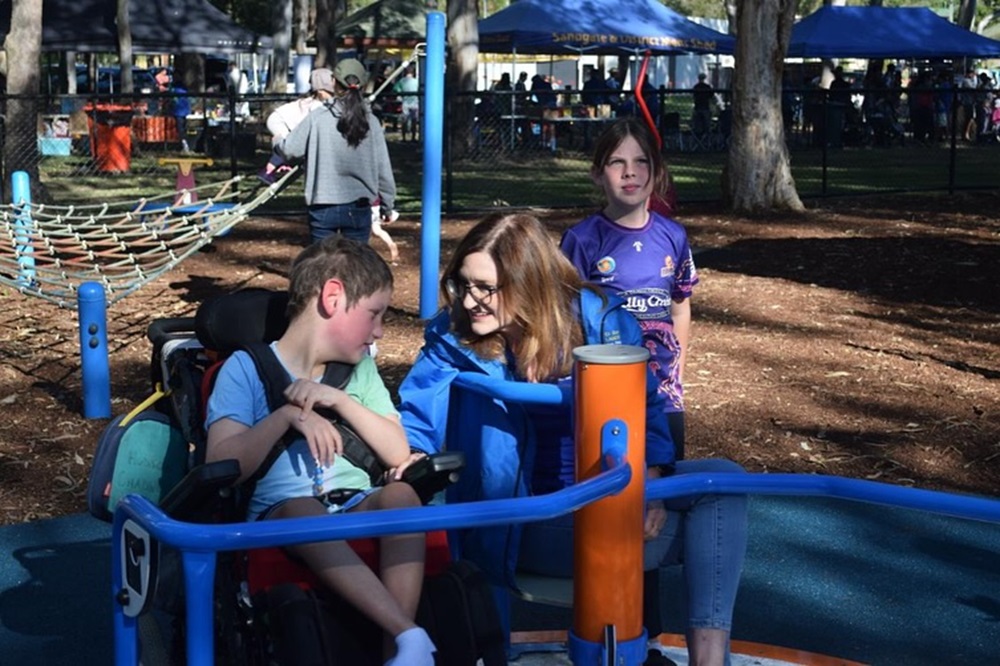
445, 278, 502, 304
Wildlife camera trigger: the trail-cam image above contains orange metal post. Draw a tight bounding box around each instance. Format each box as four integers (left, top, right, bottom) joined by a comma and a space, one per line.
572, 343, 648, 646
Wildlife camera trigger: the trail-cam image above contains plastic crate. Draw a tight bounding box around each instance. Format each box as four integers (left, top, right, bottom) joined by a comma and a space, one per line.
38, 137, 72, 156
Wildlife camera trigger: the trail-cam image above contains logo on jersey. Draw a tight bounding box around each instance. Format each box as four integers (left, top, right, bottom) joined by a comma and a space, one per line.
596, 256, 616, 275
660, 255, 675, 278
633, 241, 644, 252
622, 288, 672, 318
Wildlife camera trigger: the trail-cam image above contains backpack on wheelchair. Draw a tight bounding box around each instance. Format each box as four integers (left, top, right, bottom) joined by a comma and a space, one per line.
94, 288, 504, 665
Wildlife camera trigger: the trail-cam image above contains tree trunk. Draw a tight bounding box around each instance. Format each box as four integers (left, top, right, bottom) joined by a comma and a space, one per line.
315, 0, 348, 69
267, 0, 293, 94
724, 0, 737, 34
65, 51, 78, 94
957, 0, 976, 29
723, 0, 803, 214
4, 0, 47, 203
447, 0, 479, 158
117, 0, 134, 94
293, 0, 309, 53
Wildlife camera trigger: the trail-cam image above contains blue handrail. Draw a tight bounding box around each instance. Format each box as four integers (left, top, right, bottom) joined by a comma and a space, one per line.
648, 472, 1000, 524
453, 371, 571, 406
453, 372, 1000, 526
114, 461, 630, 551
112, 371, 1000, 666
112, 449, 632, 666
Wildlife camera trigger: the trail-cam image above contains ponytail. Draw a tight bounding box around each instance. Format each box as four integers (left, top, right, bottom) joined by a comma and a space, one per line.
335, 87, 371, 147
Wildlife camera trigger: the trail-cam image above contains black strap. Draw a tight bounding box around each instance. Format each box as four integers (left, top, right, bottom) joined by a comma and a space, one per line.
241, 342, 383, 486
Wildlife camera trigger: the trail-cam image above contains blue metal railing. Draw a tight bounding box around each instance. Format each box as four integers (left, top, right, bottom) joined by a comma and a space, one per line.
648, 473, 1000, 525
111, 443, 632, 666
112, 371, 1000, 666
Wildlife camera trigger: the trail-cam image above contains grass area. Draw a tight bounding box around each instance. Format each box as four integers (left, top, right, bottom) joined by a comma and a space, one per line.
35, 135, 999, 214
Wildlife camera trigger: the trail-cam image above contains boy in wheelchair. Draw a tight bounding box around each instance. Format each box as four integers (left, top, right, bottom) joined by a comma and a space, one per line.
204, 236, 436, 665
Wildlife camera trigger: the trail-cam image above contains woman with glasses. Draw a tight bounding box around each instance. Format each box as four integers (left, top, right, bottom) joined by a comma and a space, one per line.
396, 213, 747, 666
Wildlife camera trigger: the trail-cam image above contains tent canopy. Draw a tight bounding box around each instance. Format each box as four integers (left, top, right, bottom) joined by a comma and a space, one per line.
478, 0, 734, 55
0, 0, 271, 54
336, 0, 427, 47
788, 6, 1000, 59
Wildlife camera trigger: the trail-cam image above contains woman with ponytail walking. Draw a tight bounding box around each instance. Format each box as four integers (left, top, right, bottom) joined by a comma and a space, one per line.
279, 60, 397, 244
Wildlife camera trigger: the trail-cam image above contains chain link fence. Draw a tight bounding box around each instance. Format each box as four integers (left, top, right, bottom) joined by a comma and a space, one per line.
444, 85, 1000, 211
2, 85, 997, 213
0, 89, 301, 207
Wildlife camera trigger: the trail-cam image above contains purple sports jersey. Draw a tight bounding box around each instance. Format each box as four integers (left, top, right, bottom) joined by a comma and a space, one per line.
561, 210, 698, 411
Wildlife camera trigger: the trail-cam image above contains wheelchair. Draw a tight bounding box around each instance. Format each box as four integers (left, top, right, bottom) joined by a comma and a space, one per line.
112, 288, 474, 665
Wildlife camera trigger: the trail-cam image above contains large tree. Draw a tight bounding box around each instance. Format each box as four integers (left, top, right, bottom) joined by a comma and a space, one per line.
117, 0, 134, 93
267, 0, 294, 94
957, 0, 977, 28
3, 0, 46, 203
722, 0, 803, 213
294, 0, 310, 53
447, 0, 479, 157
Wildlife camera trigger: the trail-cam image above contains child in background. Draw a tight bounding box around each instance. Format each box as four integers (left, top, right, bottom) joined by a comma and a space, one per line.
205, 236, 435, 666
257, 68, 334, 184
560, 117, 697, 460
393, 66, 420, 142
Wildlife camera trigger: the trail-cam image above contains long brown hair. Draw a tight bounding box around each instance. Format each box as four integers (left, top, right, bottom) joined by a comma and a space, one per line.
331, 85, 371, 147
442, 213, 590, 381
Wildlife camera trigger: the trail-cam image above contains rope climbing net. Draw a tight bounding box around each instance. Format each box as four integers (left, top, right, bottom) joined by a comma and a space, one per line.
0, 168, 297, 308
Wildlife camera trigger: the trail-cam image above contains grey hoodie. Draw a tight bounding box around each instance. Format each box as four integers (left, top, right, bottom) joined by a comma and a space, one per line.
278, 99, 395, 211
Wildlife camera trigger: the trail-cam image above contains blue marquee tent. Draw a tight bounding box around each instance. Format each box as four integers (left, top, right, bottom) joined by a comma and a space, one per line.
0, 0, 271, 53
788, 6, 1000, 59
478, 0, 734, 55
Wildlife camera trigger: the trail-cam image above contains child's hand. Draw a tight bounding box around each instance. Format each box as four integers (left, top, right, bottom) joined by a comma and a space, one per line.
283, 405, 343, 467
284, 379, 343, 418
644, 501, 667, 540
387, 451, 427, 481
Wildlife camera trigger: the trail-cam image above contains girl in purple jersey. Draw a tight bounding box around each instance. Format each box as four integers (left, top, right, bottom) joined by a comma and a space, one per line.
561, 117, 697, 459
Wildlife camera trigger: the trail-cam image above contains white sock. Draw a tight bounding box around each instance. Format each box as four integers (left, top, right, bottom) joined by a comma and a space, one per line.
385, 626, 436, 666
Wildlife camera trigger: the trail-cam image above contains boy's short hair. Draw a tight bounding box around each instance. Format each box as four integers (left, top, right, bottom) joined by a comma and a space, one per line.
286, 236, 393, 319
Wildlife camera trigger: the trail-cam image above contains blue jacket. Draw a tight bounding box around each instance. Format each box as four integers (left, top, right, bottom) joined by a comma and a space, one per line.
397, 288, 675, 586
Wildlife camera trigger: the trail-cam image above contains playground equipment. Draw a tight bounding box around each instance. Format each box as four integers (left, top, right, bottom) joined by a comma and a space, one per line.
1, 169, 294, 308
1, 167, 297, 417
111, 383, 635, 666
112, 359, 1000, 666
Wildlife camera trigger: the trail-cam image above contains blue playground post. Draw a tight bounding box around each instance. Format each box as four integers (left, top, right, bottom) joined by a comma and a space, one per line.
419, 11, 445, 319
78, 282, 112, 419
11, 171, 36, 284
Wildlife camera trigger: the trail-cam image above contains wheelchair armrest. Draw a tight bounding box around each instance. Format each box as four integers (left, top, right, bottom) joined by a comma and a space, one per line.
159, 459, 242, 521
400, 452, 465, 505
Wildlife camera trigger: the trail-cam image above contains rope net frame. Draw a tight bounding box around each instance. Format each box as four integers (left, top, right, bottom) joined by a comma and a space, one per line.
0, 168, 297, 308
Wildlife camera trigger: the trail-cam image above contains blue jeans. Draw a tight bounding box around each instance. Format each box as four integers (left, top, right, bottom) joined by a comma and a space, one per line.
518, 458, 748, 635
308, 201, 371, 244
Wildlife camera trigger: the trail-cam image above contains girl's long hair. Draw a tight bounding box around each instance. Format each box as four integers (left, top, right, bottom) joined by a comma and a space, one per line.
442, 213, 590, 381
332, 78, 370, 147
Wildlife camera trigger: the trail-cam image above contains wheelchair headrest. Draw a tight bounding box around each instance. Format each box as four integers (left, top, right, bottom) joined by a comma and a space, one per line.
194, 288, 290, 356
